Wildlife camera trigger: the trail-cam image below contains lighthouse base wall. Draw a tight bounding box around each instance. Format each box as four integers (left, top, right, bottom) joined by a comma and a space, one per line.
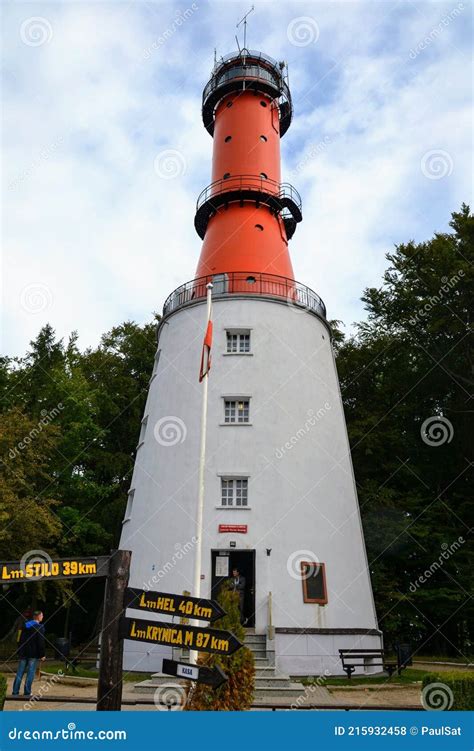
275, 631, 383, 677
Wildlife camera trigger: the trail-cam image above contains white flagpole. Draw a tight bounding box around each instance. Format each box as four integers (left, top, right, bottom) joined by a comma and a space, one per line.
190, 282, 213, 666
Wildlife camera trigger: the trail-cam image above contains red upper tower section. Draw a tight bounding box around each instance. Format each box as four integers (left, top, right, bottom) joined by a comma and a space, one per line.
194, 50, 302, 280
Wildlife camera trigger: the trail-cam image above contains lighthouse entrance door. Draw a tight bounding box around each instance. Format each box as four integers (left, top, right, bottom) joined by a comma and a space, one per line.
211, 549, 256, 628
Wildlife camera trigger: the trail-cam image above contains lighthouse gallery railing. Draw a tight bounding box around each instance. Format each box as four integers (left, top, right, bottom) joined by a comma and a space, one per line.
163, 272, 326, 319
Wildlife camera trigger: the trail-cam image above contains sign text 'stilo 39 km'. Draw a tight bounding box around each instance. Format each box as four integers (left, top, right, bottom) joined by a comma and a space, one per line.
0, 556, 110, 583
119, 616, 242, 655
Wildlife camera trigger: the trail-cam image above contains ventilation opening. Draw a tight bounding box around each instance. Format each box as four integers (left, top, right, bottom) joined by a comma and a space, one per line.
260, 172, 268, 179
260, 100, 267, 107
260, 135, 268, 142
226, 100, 233, 108
255, 224, 264, 231
223, 172, 231, 179
246, 276, 256, 284
225, 135, 232, 142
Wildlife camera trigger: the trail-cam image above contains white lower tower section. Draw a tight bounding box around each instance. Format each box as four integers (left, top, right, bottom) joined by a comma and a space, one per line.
120, 295, 381, 675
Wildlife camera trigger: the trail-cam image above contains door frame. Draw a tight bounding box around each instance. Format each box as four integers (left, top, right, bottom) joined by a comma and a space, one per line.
210, 549, 256, 627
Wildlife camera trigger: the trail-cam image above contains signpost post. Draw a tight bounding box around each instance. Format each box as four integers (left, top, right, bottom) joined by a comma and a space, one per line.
97, 550, 131, 711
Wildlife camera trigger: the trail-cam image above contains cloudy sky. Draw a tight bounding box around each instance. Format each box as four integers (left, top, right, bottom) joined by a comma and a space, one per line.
2, 0, 472, 356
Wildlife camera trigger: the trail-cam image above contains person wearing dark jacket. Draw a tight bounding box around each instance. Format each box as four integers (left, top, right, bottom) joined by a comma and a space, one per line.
12, 611, 45, 696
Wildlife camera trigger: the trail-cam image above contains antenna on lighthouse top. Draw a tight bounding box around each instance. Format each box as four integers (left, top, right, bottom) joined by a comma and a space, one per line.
236, 5, 254, 52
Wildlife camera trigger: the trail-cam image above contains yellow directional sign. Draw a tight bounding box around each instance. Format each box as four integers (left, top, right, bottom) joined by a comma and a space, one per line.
0, 556, 110, 583
119, 616, 242, 655
124, 587, 225, 622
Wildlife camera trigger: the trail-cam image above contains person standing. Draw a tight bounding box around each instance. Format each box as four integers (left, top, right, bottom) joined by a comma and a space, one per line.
228, 568, 246, 624
12, 611, 45, 697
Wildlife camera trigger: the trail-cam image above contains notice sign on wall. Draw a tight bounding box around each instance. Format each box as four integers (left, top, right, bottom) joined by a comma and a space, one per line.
215, 556, 229, 577
218, 524, 247, 534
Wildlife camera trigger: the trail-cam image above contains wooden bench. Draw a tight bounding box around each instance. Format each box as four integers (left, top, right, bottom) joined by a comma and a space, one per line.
339, 648, 401, 679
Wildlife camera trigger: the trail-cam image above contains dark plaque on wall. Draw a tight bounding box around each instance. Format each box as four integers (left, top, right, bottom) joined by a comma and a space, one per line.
301, 561, 328, 604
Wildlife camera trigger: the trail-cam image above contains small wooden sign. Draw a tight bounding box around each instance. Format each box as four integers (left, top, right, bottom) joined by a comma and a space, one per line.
120, 617, 243, 655
124, 587, 225, 623
0, 556, 110, 583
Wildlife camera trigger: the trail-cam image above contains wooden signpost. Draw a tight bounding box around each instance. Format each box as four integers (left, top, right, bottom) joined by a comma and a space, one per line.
2, 550, 240, 709
162, 658, 227, 689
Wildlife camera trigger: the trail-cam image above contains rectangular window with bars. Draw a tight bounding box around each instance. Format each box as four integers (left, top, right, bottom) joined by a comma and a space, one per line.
224, 399, 250, 423
226, 330, 251, 354
221, 478, 249, 507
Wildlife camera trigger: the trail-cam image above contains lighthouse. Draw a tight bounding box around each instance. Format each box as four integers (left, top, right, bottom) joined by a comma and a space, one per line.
120, 48, 382, 676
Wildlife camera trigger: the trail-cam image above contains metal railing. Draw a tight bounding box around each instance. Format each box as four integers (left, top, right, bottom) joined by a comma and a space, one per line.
196, 175, 301, 214
203, 62, 290, 105
162, 272, 326, 319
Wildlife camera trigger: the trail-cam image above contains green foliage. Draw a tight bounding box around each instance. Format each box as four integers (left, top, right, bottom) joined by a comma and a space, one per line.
0, 674, 6, 711
422, 672, 474, 710
184, 588, 255, 710
336, 204, 473, 655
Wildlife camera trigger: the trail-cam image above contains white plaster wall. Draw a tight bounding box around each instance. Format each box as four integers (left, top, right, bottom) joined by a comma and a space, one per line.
120, 296, 380, 673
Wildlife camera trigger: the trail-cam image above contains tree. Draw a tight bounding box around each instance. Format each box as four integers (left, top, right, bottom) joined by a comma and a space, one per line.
184, 588, 255, 710
336, 205, 473, 655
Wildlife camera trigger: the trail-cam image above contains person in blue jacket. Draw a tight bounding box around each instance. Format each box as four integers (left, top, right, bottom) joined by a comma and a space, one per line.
12, 611, 46, 697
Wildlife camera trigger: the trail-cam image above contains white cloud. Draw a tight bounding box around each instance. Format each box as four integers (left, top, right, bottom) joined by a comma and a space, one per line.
2, 1, 471, 354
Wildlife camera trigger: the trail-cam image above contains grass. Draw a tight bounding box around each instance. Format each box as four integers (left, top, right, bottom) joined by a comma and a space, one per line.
42, 662, 149, 683
302, 668, 428, 687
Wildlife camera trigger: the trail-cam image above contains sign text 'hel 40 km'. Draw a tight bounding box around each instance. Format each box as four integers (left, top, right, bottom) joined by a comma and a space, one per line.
124, 587, 225, 622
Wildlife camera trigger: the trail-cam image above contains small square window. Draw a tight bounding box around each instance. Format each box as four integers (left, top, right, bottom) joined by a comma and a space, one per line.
221, 478, 248, 507
226, 330, 251, 354
224, 399, 250, 423
139, 416, 148, 444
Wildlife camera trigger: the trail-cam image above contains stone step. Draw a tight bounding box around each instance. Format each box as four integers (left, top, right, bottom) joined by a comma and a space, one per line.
253, 683, 307, 698
244, 634, 266, 644
255, 676, 293, 688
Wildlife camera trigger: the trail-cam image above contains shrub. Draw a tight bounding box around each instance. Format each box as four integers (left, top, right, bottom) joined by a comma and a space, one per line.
184, 588, 255, 710
422, 671, 474, 710
0, 674, 7, 711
